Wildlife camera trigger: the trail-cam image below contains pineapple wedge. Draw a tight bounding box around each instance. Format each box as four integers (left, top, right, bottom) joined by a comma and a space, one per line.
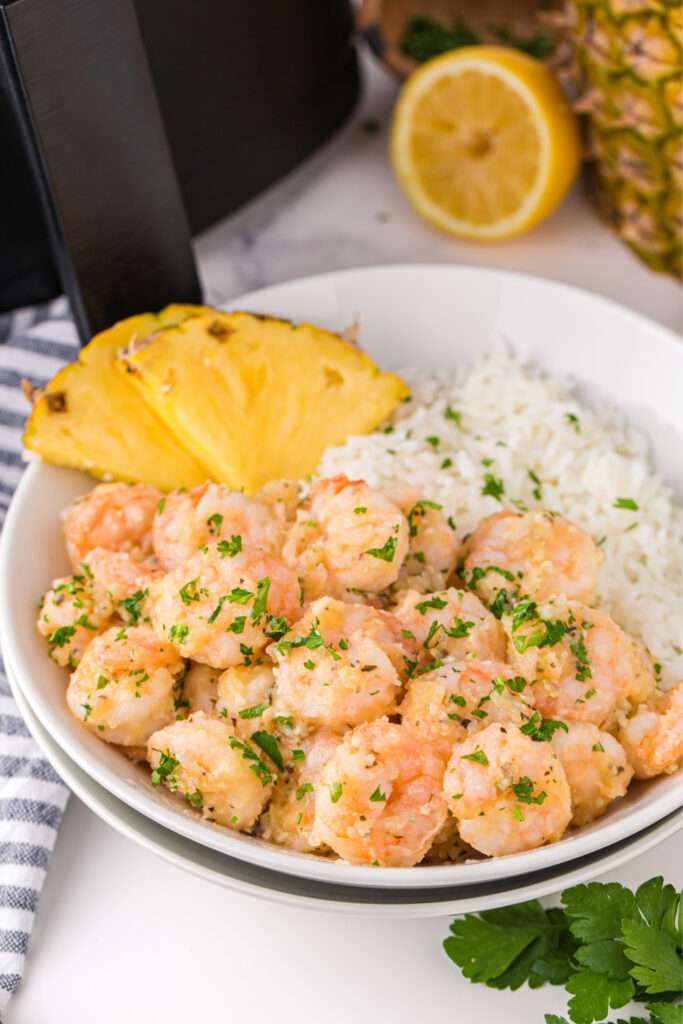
23, 305, 210, 490
119, 311, 408, 493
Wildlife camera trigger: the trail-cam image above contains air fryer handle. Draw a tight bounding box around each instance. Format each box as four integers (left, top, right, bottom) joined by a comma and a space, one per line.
0, 0, 202, 343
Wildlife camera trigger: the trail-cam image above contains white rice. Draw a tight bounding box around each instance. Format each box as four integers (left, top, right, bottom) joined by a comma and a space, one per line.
319, 346, 683, 684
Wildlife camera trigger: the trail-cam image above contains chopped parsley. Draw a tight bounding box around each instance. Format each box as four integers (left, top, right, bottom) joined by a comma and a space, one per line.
168, 623, 189, 644
206, 512, 223, 534
237, 703, 268, 720
461, 748, 489, 766
296, 783, 314, 800
364, 535, 398, 562
119, 589, 148, 625
217, 535, 242, 557
48, 625, 76, 648
444, 406, 462, 428
592, 742, 605, 753
81, 703, 93, 721
227, 616, 246, 634
441, 457, 453, 470
150, 750, 179, 786
292, 749, 305, 763
570, 630, 593, 682
369, 785, 387, 803
614, 497, 639, 511
353, 507, 367, 515
512, 776, 547, 805
481, 474, 504, 501
330, 782, 343, 803
179, 578, 200, 606
527, 468, 543, 501
251, 730, 284, 771
415, 594, 448, 615
520, 713, 568, 743
425, 435, 440, 449
251, 577, 270, 623
565, 412, 581, 433
156, 497, 166, 515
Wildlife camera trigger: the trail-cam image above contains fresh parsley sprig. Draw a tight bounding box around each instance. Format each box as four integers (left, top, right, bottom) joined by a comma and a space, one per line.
443, 877, 682, 1024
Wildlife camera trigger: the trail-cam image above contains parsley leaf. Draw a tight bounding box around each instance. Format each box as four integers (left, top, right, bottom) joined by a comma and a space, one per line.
250, 730, 284, 771
364, 535, 398, 562
614, 497, 639, 511
481, 473, 505, 501
565, 972, 634, 1024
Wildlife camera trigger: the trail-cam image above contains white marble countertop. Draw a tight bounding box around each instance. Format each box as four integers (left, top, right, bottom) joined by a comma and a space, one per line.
7, 47, 682, 1024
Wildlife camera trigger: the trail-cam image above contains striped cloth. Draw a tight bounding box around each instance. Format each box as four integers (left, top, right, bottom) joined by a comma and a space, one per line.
0, 296, 77, 1013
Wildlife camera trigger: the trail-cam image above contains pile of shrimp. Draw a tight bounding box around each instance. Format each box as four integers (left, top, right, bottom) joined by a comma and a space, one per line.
38, 474, 683, 867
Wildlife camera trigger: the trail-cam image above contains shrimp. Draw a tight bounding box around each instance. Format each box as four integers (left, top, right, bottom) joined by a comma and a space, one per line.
551, 722, 633, 826
506, 596, 655, 728
147, 711, 272, 830
261, 730, 341, 853
392, 587, 506, 665
37, 567, 111, 668
153, 483, 286, 572
282, 475, 409, 602
148, 543, 300, 669
312, 718, 447, 867
182, 663, 221, 715
400, 659, 535, 761
463, 509, 603, 607
84, 547, 160, 624
216, 663, 275, 740
66, 625, 184, 746
269, 597, 416, 735
444, 722, 571, 856
256, 479, 301, 523
382, 483, 459, 592
617, 681, 683, 779
62, 483, 160, 570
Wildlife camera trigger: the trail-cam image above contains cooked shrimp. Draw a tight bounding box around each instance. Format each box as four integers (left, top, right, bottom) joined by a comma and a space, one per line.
506, 596, 655, 728
147, 711, 272, 830
282, 475, 409, 602
270, 597, 415, 734
256, 479, 301, 523
182, 663, 221, 715
463, 509, 603, 606
62, 482, 160, 570
400, 659, 535, 761
551, 722, 633, 826
617, 681, 683, 778
148, 544, 300, 669
393, 587, 506, 665
216, 663, 275, 740
84, 547, 160, 624
153, 483, 285, 572
444, 722, 571, 856
261, 729, 341, 853
66, 625, 184, 746
312, 718, 447, 866
37, 567, 111, 668
382, 483, 459, 592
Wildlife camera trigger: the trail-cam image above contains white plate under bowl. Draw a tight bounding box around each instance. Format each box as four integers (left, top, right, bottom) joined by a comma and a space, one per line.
2, 265, 682, 890
9, 662, 683, 917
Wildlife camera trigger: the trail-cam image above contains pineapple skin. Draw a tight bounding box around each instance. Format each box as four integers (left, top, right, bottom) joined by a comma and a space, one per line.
567, 0, 682, 277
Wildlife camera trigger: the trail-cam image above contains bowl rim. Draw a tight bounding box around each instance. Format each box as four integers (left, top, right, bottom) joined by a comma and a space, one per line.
3, 263, 682, 890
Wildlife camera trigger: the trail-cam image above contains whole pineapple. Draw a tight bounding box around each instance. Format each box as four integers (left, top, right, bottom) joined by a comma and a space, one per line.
562, 0, 682, 277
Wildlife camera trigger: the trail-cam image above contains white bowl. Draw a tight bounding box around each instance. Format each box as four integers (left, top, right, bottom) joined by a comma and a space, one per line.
2, 265, 682, 890
8, 659, 683, 917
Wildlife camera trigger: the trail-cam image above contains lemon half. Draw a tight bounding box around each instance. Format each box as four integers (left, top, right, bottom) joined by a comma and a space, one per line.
390, 46, 581, 241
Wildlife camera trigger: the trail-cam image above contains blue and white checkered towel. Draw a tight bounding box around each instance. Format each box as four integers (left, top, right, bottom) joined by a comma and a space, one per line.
0, 297, 78, 1013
